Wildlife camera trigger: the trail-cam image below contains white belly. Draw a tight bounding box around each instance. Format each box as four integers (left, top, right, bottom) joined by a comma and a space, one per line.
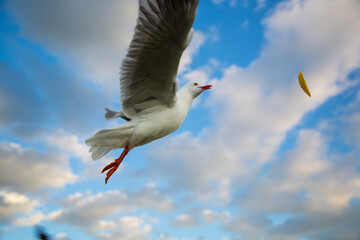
129, 106, 187, 147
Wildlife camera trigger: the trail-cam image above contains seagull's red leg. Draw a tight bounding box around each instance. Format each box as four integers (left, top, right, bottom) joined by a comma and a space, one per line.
102, 144, 131, 184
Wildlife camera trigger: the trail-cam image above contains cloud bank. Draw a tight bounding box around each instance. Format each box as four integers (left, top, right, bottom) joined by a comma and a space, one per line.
1, 0, 360, 239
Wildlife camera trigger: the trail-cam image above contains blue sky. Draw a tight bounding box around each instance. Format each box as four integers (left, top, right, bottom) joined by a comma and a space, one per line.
1, 0, 360, 239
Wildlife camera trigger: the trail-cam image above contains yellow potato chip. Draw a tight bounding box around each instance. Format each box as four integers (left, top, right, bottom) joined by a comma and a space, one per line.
298, 72, 311, 97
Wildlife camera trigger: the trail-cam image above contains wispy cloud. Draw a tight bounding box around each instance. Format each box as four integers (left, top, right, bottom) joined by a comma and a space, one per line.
49, 185, 174, 239
178, 30, 207, 74
0, 191, 38, 224
0, 142, 77, 193
255, 0, 267, 10
3, 0, 138, 91
212, 0, 237, 7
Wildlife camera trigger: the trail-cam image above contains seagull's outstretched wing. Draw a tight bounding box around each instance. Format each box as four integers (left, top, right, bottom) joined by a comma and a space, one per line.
120, 0, 199, 117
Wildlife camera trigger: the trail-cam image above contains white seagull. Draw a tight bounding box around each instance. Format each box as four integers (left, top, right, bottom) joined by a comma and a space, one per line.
85, 0, 211, 184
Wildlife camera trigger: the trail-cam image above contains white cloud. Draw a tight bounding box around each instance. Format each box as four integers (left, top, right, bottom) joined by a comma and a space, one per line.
343, 112, 360, 147
184, 69, 211, 86
171, 214, 199, 228
0, 142, 77, 193
1, 1, 211, 140
222, 214, 269, 238
202, 209, 230, 224
55, 233, 69, 240
212, 0, 237, 7
340, 92, 360, 150
242, 129, 360, 212
179, 25, 220, 76
93, 219, 116, 231
2, 0, 360, 239
240, 20, 249, 29
145, 0, 360, 238
50, 185, 174, 238
159, 233, 179, 240
179, 31, 207, 74
46, 129, 124, 180
0, 190, 46, 226
4, 0, 138, 92
0, 54, 113, 138
255, 0, 267, 10
150, 0, 360, 194
13, 210, 46, 226
0, 141, 77, 225
213, 0, 226, 4
47, 130, 90, 161
100, 216, 152, 240
0, 191, 38, 223
4, 0, 212, 98
76, 215, 152, 240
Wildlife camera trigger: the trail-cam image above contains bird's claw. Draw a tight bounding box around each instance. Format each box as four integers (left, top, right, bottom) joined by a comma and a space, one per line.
102, 144, 130, 184
101, 161, 118, 173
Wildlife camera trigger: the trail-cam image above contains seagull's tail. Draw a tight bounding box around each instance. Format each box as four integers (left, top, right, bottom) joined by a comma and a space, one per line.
105, 108, 118, 120
88, 146, 112, 160
85, 124, 133, 160
105, 108, 131, 121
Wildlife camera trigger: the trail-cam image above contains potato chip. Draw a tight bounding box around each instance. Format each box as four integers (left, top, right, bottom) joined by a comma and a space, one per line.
298, 72, 311, 97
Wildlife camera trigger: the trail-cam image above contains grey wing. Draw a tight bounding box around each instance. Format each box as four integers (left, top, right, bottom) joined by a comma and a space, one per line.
120, 0, 199, 117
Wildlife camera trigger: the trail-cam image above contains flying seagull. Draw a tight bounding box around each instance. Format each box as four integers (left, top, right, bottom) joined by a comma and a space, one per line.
85, 0, 212, 184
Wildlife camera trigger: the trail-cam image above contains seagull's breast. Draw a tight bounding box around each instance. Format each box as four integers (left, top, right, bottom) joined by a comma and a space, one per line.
130, 103, 189, 147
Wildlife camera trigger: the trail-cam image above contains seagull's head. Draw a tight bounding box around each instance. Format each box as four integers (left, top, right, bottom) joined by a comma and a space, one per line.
187, 82, 212, 98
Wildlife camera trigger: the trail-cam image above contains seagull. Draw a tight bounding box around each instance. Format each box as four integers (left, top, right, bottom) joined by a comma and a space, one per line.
85, 0, 212, 184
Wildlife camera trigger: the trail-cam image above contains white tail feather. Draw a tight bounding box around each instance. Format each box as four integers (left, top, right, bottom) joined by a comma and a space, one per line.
89, 146, 113, 160
85, 124, 133, 160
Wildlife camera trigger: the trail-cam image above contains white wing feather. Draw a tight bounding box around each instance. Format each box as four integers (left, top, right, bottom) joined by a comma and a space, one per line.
120, 0, 199, 117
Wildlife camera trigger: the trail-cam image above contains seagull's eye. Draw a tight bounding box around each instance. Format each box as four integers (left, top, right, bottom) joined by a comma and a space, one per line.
193, 82, 198, 86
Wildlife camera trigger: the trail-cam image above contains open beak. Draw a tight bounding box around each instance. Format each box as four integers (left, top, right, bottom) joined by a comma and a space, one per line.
199, 85, 212, 90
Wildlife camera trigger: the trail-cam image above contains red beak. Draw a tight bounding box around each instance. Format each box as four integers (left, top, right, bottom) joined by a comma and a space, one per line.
200, 85, 212, 90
